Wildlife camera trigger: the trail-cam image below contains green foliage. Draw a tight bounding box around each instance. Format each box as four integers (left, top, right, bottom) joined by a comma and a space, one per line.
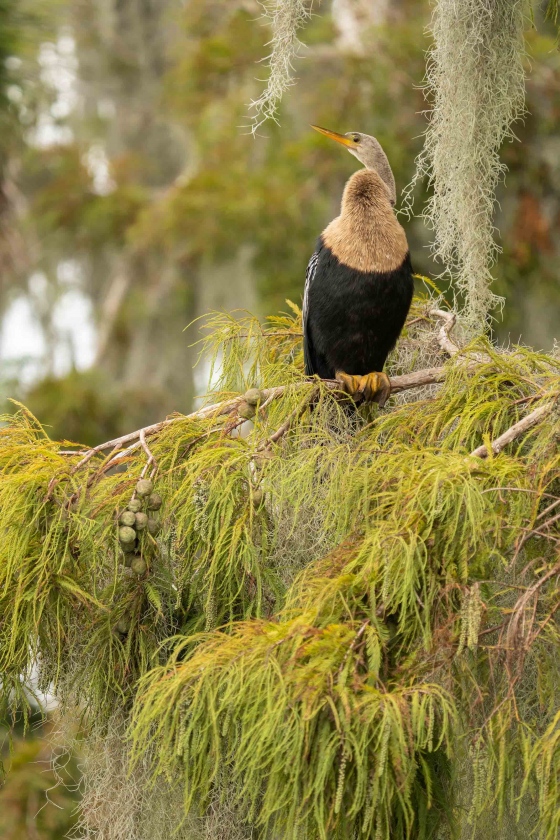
134, 623, 455, 840
22, 143, 149, 250
0, 302, 559, 838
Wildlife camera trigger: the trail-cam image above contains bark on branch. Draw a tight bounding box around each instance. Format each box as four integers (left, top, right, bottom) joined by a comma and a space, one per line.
59, 365, 448, 468
470, 401, 556, 459
429, 308, 459, 356
57, 310, 557, 471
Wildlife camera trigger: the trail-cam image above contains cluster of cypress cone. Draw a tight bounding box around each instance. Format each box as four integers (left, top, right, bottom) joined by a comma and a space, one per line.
117, 478, 162, 576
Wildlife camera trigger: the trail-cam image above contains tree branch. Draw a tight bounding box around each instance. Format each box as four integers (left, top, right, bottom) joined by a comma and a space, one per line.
470, 400, 556, 459
60, 310, 463, 468
59, 366, 448, 467
139, 428, 158, 478
429, 308, 459, 356
57, 312, 555, 471
258, 386, 320, 451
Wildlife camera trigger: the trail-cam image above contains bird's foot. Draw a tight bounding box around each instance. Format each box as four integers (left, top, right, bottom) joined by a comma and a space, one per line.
335, 371, 363, 401
335, 370, 391, 407
358, 371, 391, 407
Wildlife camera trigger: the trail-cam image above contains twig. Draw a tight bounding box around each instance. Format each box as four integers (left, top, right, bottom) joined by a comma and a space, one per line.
406, 315, 432, 326
430, 308, 459, 356
514, 525, 559, 545
337, 620, 370, 678
536, 497, 560, 522
505, 560, 560, 657
139, 428, 158, 479
480, 487, 557, 499
429, 308, 491, 365
103, 440, 143, 473
527, 601, 560, 646
258, 386, 319, 451
511, 510, 560, 565
470, 401, 555, 459
534, 510, 560, 533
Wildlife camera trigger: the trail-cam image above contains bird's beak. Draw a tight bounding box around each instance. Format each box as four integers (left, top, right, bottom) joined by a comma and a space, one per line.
310, 125, 354, 148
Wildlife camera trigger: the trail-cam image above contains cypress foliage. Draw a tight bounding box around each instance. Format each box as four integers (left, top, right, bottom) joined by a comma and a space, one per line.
0, 299, 559, 839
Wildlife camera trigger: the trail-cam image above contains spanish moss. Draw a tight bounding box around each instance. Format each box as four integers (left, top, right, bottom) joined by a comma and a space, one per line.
405, 0, 527, 330
248, 0, 313, 133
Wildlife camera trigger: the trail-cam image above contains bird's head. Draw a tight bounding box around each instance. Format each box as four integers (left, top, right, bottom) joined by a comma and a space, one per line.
311, 125, 396, 206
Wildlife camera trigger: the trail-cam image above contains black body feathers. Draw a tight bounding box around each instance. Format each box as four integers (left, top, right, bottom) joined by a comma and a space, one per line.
303, 237, 414, 379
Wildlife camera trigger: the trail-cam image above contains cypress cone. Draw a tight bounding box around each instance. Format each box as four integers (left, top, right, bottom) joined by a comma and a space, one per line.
118, 525, 136, 545
130, 556, 147, 576
119, 510, 136, 527
135, 512, 148, 531
147, 493, 162, 510
136, 478, 153, 497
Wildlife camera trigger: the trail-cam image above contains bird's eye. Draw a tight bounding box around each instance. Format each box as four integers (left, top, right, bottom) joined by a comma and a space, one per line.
352, 135, 360, 143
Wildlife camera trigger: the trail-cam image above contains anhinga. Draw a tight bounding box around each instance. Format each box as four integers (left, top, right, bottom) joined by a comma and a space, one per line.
303, 126, 413, 406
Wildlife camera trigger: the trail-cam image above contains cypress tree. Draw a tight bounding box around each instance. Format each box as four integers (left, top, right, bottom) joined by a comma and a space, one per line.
1, 302, 559, 839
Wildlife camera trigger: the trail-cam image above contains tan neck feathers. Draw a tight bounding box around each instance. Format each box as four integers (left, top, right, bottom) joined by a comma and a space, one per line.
322, 170, 408, 273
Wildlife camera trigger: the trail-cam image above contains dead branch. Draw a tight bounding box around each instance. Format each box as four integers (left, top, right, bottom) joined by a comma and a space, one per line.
430, 308, 459, 356
470, 400, 556, 459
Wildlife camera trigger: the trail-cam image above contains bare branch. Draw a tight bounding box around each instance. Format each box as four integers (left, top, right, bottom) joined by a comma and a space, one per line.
139, 428, 158, 478
430, 308, 459, 356
59, 367, 448, 466
470, 401, 556, 459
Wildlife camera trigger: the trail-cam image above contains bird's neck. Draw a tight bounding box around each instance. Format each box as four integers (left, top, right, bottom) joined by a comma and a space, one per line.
322, 170, 408, 273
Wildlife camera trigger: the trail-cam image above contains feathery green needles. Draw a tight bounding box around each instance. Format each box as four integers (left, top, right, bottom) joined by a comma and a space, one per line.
0, 301, 559, 839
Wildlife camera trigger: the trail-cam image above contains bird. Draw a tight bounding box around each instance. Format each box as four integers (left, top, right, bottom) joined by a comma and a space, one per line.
303, 125, 414, 407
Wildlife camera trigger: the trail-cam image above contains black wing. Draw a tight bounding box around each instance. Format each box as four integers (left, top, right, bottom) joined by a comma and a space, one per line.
302, 248, 320, 376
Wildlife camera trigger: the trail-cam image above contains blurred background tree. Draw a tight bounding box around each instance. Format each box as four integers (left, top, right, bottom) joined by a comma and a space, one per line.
0, 706, 80, 839
0, 0, 558, 446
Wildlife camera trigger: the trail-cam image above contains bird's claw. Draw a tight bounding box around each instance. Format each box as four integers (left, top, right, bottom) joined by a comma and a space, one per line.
335, 371, 362, 400
335, 370, 391, 407
358, 371, 391, 407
